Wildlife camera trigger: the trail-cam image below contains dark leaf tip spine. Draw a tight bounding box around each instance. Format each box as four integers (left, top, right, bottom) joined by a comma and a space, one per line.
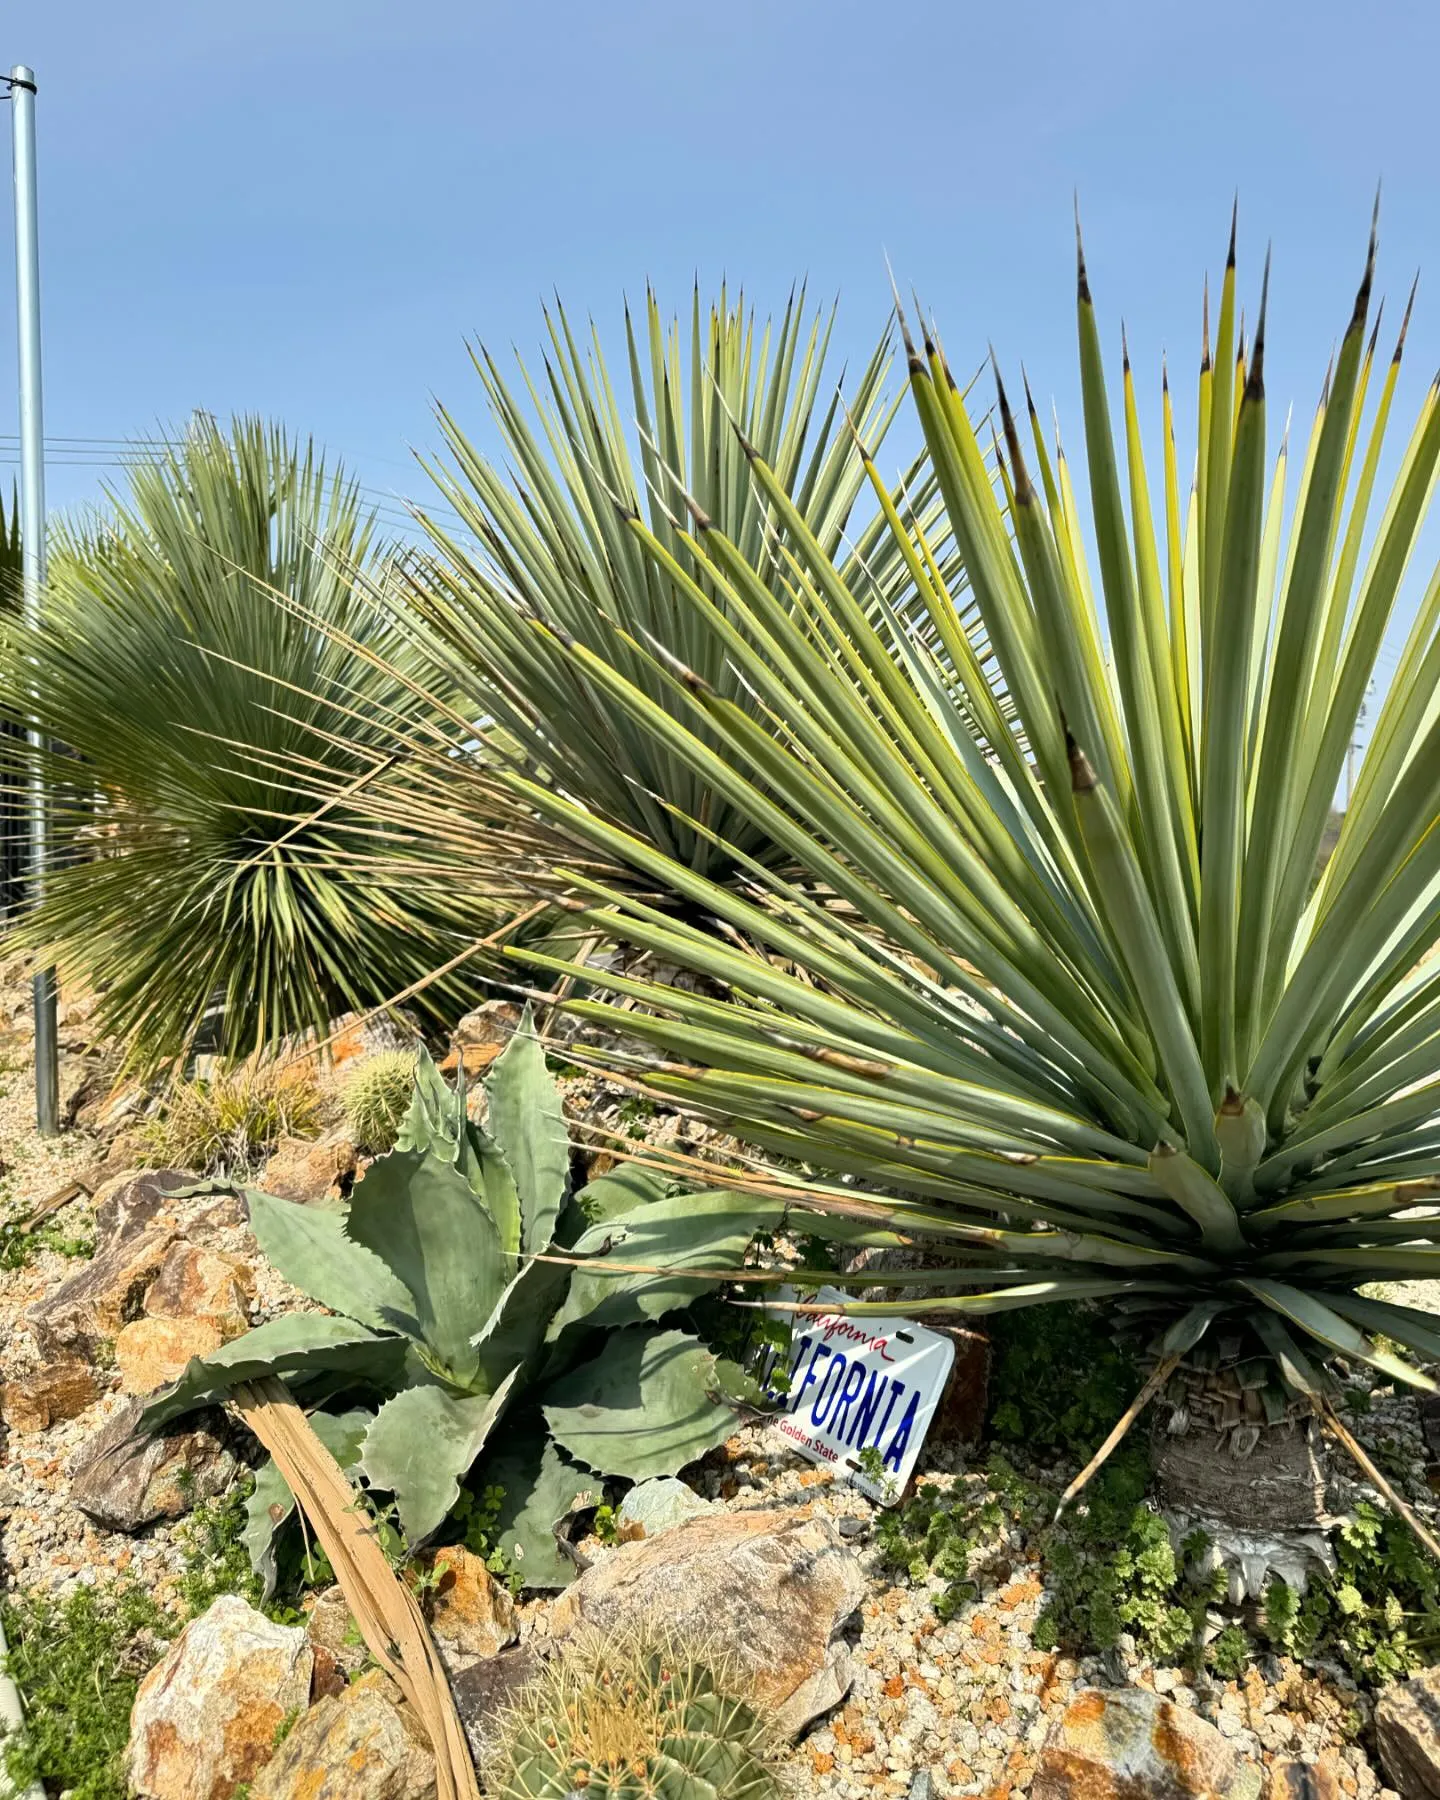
1365, 298, 1385, 363
1075, 199, 1092, 304
1022, 365, 1041, 420
1396, 274, 1419, 363
1065, 730, 1098, 793
991, 351, 1030, 499
1246, 248, 1270, 398
1201, 279, 1212, 373
1351, 201, 1379, 331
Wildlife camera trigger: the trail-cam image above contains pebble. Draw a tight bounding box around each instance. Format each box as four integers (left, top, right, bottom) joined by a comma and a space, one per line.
0, 1016, 1421, 1800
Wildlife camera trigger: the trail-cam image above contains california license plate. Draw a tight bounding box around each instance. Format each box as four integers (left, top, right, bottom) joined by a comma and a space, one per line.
768, 1293, 955, 1504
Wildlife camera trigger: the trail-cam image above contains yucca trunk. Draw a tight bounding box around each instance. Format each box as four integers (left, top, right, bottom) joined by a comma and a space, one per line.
1153, 1356, 1326, 1529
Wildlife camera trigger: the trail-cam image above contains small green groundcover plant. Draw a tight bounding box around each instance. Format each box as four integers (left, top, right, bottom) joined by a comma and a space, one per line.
141, 1013, 792, 1591
0, 1583, 166, 1800
0, 1480, 296, 1800
493, 1625, 785, 1800
876, 1304, 1440, 1689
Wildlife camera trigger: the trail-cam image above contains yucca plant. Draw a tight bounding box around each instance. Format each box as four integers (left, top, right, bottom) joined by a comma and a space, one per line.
370, 283, 996, 889
396, 212, 1440, 1481
0, 416, 490, 1070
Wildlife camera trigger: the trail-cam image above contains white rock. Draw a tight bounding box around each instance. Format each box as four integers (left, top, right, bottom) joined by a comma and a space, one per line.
126, 1595, 313, 1800
615, 1474, 714, 1539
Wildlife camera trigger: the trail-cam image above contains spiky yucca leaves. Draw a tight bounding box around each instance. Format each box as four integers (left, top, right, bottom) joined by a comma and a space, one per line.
496, 1626, 784, 1800
448, 215, 1440, 1417
382, 284, 994, 886
0, 416, 489, 1070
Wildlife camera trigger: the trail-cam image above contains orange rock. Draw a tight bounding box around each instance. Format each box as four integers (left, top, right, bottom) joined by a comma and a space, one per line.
116, 1315, 226, 1394
413, 1546, 519, 1666
439, 1042, 502, 1075
882, 1675, 906, 1699
811, 1751, 836, 1776
449, 1000, 521, 1053
143, 1242, 252, 1332
126, 1596, 312, 1800
0, 1359, 101, 1433
1032, 1687, 1260, 1799
1265, 1764, 1342, 1800
259, 1130, 357, 1204
998, 1576, 1044, 1609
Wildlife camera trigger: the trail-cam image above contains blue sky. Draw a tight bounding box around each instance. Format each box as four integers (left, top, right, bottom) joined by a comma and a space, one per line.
3, 0, 1438, 626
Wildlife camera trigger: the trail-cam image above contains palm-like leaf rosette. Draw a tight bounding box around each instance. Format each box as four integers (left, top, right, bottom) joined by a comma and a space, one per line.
0, 416, 489, 1068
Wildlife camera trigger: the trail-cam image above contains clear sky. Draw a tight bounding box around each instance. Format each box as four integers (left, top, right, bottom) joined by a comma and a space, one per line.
3, 0, 1438, 632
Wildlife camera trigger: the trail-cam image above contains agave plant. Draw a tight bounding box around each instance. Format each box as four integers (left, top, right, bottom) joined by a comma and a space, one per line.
0, 416, 489, 1069
396, 211, 1440, 1443
366, 283, 997, 889
141, 1016, 783, 1590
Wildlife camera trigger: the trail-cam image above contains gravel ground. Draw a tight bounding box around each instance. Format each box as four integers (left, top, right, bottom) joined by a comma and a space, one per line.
0, 980, 1419, 1798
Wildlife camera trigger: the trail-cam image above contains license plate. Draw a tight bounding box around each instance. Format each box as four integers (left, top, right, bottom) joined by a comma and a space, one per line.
766, 1291, 955, 1504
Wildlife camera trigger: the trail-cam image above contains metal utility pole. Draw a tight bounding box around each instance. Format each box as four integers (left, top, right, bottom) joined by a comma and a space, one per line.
10, 64, 58, 1136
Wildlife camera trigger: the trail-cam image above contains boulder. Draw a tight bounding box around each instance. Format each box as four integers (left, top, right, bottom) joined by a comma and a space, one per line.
303, 1585, 370, 1679
126, 1594, 312, 1800
116, 1315, 228, 1395
1378, 1664, 1440, 1798
441, 1002, 521, 1075
1031, 1688, 1263, 1799
929, 1324, 991, 1448
143, 1241, 253, 1329
249, 1670, 436, 1800
92, 1167, 193, 1242
28, 1169, 193, 1360
451, 1644, 543, 1775
548, 1508, 864, 1738
615, 1475, 714, 1540
413, 1546, 518, 1672
451, 1000, 521, 1051
1266, 1762, 1342, 1800
75, 1073, 147, 1135
249, 1011, 419, 1084
259, 1131, 357, 1204
325, 1010, 421, 1070
0, 1358, 101, 1434
70, 1399, 236, 1531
